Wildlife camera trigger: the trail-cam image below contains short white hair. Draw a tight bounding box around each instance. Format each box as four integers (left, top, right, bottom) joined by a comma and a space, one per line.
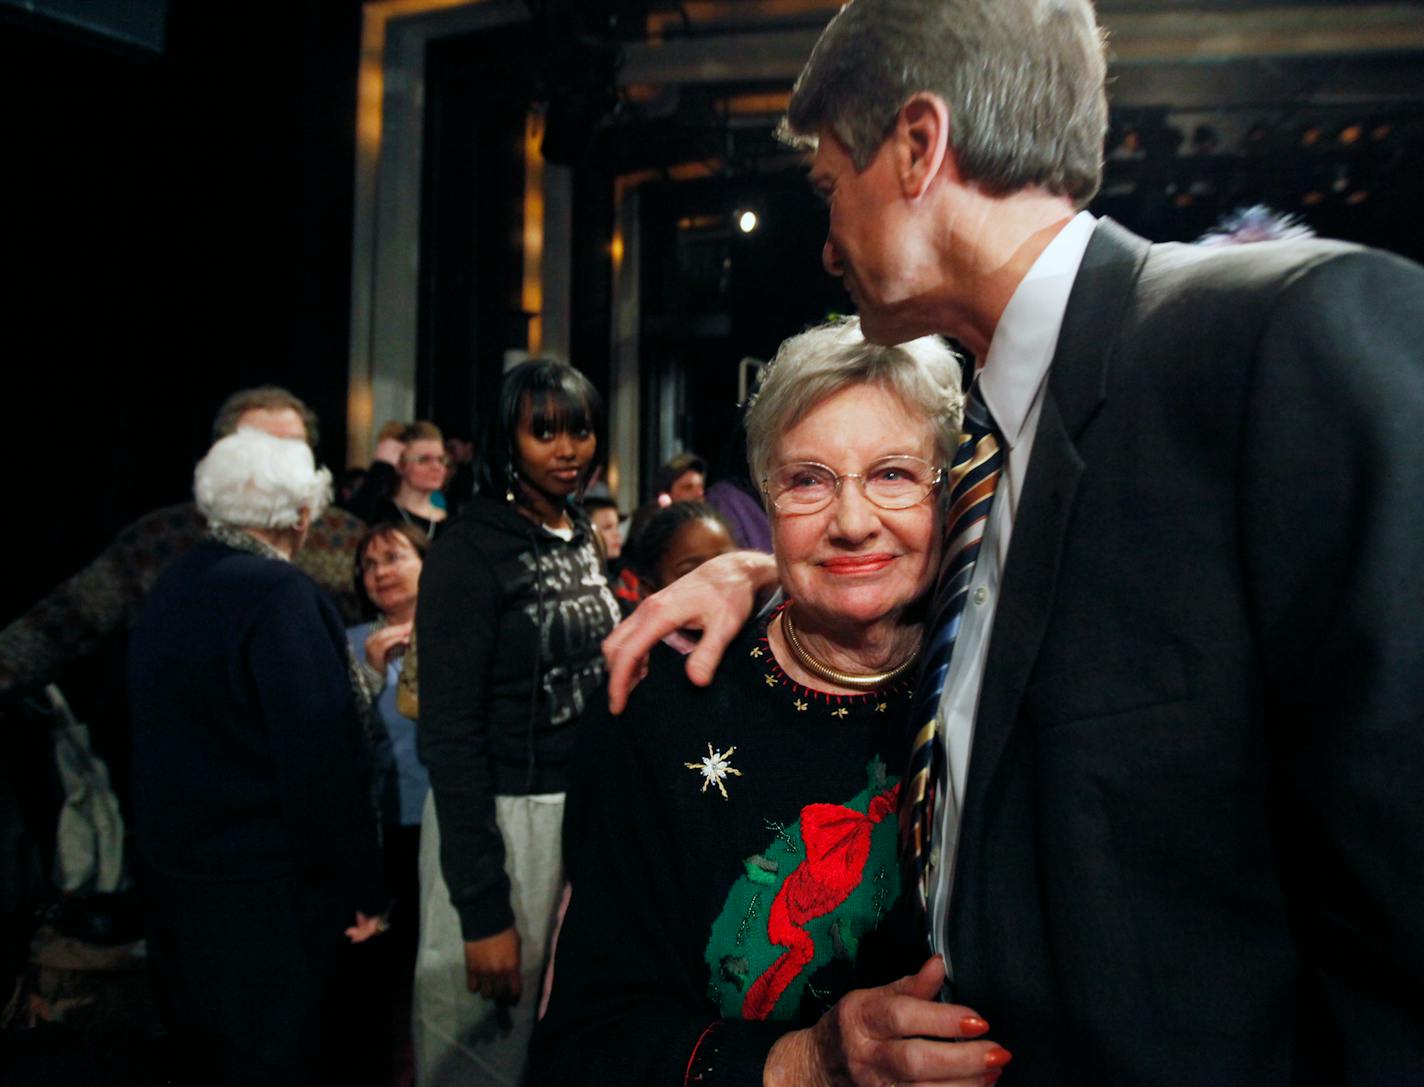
745, 316, 964, 490
194, 428, 332, 530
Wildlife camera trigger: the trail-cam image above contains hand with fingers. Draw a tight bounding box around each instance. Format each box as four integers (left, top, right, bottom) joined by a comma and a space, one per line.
465, 927, 523, 1004
374, 437, 406, 467
602, 550, 779, 713
764, 957, 1011, 1087
364, 620, 412, 672
345, 910, 389, 944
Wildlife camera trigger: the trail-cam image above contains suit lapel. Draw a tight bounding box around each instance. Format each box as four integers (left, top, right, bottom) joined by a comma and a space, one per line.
957, 219, 1152, 825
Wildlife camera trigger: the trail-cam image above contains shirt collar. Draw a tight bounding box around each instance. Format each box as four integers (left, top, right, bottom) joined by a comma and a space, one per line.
977, 210, 1096, 448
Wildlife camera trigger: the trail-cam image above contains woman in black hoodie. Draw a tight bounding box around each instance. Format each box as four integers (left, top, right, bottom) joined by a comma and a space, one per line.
411, 360, 619, 1086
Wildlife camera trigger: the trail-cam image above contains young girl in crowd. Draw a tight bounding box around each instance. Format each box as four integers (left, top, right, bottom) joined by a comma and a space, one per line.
627, 500, 737, 601
411, 360, 619, 1086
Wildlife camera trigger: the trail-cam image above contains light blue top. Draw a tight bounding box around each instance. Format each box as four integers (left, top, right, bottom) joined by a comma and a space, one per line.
348, 621, 431, 827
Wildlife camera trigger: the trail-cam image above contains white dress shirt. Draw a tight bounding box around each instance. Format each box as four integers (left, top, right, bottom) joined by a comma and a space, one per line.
929, 211, 1098, 968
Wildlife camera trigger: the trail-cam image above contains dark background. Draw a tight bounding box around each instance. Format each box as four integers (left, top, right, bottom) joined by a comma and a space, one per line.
5, 0, 1424, 622
3, 0, 363, 624
2, 1, 1423, 1080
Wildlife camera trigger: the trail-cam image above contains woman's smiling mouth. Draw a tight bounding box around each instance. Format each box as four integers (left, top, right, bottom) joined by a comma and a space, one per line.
819, 553, 895, 575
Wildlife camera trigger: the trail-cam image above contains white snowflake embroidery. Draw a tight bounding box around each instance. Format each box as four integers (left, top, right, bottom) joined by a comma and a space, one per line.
684, 743, 743, 800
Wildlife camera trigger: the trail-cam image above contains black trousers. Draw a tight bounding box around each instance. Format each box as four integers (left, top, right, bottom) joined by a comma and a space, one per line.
146, 871, 348, 1087
328, 824, 422, 1087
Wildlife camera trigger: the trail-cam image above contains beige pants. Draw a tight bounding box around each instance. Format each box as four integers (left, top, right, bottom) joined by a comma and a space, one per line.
412, 791, 565, 1087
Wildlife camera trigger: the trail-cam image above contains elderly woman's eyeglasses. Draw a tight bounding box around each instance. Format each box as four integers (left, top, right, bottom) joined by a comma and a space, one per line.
763, 456, 945, 515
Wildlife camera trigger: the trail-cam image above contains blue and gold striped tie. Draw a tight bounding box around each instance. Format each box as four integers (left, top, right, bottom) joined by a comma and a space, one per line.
899, 378, 1003, 947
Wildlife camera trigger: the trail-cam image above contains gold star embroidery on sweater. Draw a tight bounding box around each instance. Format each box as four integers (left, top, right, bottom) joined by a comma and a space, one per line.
831, 707, 849, 719
750, 646, 764, 658
684, 743, 742, 800
876, 703, 888, 713
793, 699, 808, 712
764, 673, 777, 687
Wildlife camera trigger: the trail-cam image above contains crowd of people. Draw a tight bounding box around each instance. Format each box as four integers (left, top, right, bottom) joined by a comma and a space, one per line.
3, 1, 1422, 1085
0, 364, 757, 1086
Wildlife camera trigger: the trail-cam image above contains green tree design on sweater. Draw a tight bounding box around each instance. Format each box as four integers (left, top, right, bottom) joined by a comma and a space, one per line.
704, 758, 901, 1021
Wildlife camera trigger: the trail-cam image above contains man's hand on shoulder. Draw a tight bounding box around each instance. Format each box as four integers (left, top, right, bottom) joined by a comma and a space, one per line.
603, 550, 778, 713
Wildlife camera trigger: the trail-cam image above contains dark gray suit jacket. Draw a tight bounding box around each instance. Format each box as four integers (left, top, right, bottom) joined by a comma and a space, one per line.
948, 220, 1424, 1085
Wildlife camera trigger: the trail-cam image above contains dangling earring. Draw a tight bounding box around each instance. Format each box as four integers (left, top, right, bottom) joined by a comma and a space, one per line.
505, 463, 517, 505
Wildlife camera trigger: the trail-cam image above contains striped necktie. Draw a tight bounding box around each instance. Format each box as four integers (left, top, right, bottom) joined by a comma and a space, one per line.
899, 378, 1003, 948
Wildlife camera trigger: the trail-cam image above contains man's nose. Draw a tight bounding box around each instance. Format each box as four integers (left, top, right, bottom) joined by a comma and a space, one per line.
822, 236, 843, 277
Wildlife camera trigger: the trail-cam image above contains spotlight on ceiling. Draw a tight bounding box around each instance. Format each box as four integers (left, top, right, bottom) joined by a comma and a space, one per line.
737, 210, 759, 234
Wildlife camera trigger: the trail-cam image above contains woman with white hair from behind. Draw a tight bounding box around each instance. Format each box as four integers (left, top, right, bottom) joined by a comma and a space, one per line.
193, 424, 332, 552
129, 428, 386, 1087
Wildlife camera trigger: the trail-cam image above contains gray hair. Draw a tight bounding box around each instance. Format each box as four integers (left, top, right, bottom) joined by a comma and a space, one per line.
194, 428, 333, 530
745, 316, 964, 493
780, 0, 1108, 207
211, 385, 319, 449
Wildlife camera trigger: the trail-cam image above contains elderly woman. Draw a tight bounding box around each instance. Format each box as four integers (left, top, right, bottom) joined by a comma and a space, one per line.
532, 319, 1006, 1086
129, 428, 384, 1087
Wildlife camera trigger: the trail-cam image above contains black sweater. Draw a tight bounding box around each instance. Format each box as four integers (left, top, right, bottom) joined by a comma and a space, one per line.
128, 540, 383, 913
344, 461, 443, 537
416, 495, 620, 939
531, 616, 917, 1086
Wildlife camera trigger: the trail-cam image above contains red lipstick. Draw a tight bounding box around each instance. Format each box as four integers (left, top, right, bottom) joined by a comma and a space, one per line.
820, 554, 894, 575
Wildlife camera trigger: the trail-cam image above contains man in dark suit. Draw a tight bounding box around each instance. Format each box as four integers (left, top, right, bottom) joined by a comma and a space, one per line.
603, 1, 1424, 1083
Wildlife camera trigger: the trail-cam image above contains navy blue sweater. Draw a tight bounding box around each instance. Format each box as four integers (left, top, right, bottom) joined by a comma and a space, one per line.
128, 539, 383, 913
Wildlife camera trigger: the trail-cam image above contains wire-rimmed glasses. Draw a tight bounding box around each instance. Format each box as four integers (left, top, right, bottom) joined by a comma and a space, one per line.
762, 456, 945, 515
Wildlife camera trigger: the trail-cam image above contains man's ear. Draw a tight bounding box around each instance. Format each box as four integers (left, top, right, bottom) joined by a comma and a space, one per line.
895, 92, 953, 199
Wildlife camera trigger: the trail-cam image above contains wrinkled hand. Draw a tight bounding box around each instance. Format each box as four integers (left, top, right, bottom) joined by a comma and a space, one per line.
465, 927, 522, 1004
602, 550, 778, 713
763, 958, 1011, 1087
374, 437, 405, 467
365, 621, 413, 673
345, 911, 388, 944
